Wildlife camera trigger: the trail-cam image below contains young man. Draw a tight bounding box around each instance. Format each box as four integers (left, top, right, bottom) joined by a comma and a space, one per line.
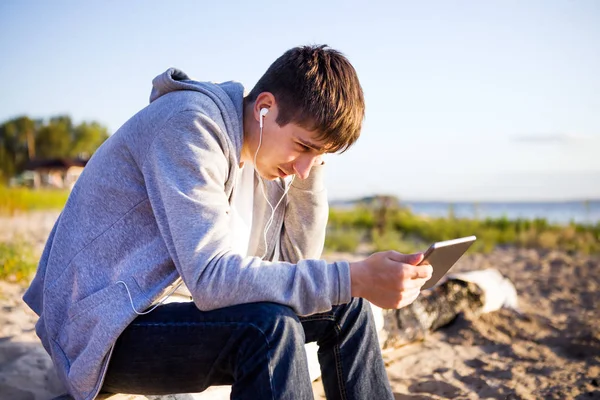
23, 45, 432, 400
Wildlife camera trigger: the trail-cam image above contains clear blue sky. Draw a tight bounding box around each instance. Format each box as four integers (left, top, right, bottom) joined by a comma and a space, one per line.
1, 1, 599, 201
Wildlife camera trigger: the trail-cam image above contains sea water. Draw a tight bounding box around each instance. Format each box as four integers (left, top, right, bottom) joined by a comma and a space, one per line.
403, 200, 600, 226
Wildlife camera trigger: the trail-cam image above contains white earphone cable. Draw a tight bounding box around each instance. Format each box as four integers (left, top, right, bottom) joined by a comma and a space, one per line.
117, 278, 184, 315
254, 112, 294, 260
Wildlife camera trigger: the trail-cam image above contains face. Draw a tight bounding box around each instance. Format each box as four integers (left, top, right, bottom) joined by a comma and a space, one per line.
250, 103, 327, 181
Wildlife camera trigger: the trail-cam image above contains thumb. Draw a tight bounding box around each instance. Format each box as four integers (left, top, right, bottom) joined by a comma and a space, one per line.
388, 252, 424, 265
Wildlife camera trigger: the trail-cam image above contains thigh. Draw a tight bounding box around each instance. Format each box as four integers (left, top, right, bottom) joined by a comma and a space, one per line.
102, 301, 295, 395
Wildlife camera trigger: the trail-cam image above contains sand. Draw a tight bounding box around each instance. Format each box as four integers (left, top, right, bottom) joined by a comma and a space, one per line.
1, 211, 599, 399
380, 247, 600, 399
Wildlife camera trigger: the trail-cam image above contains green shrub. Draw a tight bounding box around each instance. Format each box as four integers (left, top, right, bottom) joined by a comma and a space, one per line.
371, 229, 421, 254
328, 203, 599, 254
328, 207, 374, 230
324, 228, 364, 253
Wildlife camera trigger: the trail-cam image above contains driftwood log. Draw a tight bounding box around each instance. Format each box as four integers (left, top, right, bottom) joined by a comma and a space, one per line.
380, 279, 485, 349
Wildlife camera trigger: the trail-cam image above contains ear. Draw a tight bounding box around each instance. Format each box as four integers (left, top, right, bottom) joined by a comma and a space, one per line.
253, 92, 277, 123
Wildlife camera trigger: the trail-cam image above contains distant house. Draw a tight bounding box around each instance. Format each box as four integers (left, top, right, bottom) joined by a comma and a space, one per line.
23, 158, 88, 189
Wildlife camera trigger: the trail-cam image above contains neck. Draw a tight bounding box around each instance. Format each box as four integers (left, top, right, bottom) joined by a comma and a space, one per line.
241, 99, 256, 165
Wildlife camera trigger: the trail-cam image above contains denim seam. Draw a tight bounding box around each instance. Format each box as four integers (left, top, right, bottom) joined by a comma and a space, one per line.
130, 321, 253, 327
301, 311, 349, 397
333, 323, 348, 400
299, 315, 335, 323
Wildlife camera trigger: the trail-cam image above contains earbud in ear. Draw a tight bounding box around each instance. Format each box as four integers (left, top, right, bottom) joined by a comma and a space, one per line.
259, 108, 269, 128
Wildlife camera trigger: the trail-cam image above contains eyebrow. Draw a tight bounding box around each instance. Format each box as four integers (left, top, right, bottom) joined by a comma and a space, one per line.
296, 137, 326, 152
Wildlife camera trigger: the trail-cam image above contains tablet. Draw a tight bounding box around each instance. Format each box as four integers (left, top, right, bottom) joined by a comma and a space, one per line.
419, 236, 476, 290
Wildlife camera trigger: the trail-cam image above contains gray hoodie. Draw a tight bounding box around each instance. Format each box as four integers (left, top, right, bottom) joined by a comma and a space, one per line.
23, 68, 352, 400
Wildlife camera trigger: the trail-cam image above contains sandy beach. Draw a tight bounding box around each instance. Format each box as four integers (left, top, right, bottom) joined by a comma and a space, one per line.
1, 211, 599, 399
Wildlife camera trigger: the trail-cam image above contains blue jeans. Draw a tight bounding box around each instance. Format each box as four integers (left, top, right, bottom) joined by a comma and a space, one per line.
101, 298, 393, 399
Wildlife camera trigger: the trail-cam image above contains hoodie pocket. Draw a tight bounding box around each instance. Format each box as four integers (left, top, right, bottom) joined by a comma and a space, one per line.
57, 280, 131, 364
56, 280, 136, 396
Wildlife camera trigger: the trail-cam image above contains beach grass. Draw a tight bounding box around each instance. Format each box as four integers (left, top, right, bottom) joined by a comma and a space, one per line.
326, 205, 600, 254
0, 186, 69, 215
0, 241, 38, 283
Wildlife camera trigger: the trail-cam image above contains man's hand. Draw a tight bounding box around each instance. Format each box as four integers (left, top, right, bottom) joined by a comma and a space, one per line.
349, 251, 433, 309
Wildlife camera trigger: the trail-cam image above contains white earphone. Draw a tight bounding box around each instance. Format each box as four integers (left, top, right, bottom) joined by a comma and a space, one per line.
259, 107, 269, 128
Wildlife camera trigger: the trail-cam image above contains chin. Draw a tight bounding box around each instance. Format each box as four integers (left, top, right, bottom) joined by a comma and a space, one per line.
256, 169, 279, 181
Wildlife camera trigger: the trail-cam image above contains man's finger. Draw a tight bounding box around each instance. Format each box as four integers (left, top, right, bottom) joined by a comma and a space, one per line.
387, 251, 424, 266
403, 277, 430, 289
409, 264, 433, 279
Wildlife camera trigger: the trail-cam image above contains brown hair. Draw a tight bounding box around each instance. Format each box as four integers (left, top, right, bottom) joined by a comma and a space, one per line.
247, 44, 365, 153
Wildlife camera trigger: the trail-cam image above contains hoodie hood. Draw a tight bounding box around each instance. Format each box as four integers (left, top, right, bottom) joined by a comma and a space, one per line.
150, 68, 245, 158
150, 68, 244, 106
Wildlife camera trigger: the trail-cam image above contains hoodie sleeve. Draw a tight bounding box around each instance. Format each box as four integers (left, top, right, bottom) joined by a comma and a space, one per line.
142, 110, 351, 316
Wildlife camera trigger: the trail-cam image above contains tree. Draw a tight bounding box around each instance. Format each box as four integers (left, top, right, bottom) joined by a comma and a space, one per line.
0, 116, 36, 182
70, 121, 109, 158
35, 115, 73, 159
0, 115, 110, 183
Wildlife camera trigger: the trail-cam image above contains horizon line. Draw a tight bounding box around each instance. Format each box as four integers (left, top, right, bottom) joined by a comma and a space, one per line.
329, 196, 600, 204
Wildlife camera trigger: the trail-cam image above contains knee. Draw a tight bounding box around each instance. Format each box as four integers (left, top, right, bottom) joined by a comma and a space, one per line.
232, 303, 306, 367
335, 297, 379, 330
244, 302, 300, 324
240, 302, 304, 343
343, 297, 373, 318
356, 297, 381, 324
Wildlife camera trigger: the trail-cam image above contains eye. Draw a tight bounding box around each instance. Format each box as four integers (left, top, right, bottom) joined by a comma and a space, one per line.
296, 142, 311, 152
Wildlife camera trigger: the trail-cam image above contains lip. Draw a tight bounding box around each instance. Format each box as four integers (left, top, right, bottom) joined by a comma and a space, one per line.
278, 168, 290, 178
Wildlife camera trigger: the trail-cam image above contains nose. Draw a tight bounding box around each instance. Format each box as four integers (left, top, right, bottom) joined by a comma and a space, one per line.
293, 154, 319, 180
